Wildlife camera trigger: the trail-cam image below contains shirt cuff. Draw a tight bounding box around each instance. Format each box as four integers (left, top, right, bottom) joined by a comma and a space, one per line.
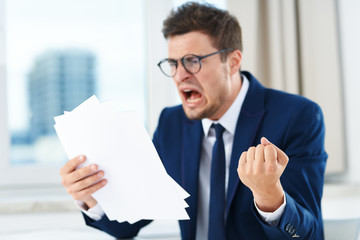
74, 200, 105, 221
254, 193, 286, 226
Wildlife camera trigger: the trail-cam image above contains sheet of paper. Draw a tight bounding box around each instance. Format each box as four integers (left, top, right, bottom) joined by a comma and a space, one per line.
54, 95, 189, 223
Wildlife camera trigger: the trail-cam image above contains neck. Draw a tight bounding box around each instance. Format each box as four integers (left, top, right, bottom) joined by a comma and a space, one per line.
209, 72, 242, 121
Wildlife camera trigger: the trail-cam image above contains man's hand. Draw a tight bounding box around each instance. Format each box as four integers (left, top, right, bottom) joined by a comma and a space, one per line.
60, 155, 107, 209
237, 137, 289, 212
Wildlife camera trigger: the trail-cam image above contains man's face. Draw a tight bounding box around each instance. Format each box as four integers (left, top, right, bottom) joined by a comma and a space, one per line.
168, 31, 236, 120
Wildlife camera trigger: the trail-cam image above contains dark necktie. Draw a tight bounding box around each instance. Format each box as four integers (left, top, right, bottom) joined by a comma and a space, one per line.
208, 123, 226, 240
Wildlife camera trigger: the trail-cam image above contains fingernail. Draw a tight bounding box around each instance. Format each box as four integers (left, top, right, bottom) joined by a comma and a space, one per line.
97, 171, 104, 177
90, 164, 97, 171
78, 155, 85, 162
263, 137, 270, 144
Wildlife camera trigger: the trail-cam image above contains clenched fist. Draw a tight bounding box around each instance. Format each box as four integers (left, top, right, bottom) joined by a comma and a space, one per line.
237, 137, 289, 212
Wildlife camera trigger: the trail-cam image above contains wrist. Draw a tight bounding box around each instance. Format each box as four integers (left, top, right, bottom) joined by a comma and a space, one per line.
253, 182, 284, 212
83, 197, 98, 210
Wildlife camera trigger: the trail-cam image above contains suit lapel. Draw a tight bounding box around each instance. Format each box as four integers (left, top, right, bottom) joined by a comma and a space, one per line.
181, 117, 203, 239
226, 72, 266, 220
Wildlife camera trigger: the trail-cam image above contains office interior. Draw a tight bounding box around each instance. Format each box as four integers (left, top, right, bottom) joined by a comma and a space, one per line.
0, 0, 359, 239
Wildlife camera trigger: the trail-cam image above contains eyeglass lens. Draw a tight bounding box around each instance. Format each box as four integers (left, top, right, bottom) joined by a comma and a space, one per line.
160, 54, 200, 77
182, 55, 200, 73
158, 49, 232, 77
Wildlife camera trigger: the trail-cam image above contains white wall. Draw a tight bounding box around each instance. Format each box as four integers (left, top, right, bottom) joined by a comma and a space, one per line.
338, 0, 360, 183
146, 0, 180, 135
227, 0, 346, 174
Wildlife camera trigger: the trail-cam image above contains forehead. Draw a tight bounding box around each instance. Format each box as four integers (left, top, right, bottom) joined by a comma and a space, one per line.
167, 31, 217, 58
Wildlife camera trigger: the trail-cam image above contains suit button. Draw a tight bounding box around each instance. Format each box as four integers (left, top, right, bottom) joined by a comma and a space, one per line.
285, 223, 292, 231
285, 223, 295, 234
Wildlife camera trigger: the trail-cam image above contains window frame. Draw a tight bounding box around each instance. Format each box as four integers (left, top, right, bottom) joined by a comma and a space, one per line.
0, 0, 177, 187
0, 0, 226, 188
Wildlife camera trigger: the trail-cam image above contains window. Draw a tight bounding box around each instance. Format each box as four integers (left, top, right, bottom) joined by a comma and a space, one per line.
0, 0, 226, 187
0, 0, 147, 185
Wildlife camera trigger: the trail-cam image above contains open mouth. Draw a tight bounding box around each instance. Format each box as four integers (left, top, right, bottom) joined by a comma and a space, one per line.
183, 89, 203, 104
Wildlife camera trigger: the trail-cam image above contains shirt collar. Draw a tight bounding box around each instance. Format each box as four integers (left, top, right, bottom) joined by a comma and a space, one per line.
202, 74, 250, 137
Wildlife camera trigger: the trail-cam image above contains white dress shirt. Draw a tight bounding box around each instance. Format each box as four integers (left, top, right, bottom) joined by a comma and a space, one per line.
78, 75, 286, 238
195, 75, 285, 239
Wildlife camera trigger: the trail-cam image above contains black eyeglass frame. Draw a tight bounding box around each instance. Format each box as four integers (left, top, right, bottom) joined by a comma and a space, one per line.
157, 48, 233, 77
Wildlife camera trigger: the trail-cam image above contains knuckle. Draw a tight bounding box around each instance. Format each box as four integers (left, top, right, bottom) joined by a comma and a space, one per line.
256, 144, 263, 149
265, 145, 275, 153
83, 175, 98, 188
65, 159, 73, 169
72, 192, 81, 200
73, 170, 83, 180
61, 178, 67, 186
266, 164, 277, 174
66, 187, 74, 195
79, 179, 90, 189
60, 162, 71, 175
239, 152, 247, 162
82, 187, 95, 197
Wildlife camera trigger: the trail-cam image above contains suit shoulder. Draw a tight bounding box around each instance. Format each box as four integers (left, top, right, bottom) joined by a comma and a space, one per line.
159, 105, 185, 123
265, 88, 321, 111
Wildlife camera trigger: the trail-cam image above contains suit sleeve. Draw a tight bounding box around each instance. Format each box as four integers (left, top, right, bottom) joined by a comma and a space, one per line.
83, 213, 151, 238
255, 101, 327, 240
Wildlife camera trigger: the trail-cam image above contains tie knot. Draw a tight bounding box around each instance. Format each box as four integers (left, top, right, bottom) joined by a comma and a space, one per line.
212, 123, 225, 139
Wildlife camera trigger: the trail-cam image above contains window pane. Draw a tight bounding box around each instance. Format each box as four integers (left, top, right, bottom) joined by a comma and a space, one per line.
5, 0, 146, 166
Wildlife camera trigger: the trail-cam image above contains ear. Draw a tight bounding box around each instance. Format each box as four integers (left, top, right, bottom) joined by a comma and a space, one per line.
228, 49, 242, 75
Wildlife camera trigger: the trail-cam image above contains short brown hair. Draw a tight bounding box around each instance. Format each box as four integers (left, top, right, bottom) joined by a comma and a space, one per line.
162, 2, 243, 60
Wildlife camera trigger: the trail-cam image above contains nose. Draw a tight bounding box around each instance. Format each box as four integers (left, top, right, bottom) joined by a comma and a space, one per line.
173, 61, 192, 83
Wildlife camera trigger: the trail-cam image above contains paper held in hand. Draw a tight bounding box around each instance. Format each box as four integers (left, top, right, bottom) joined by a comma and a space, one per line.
54, 95, 190, 224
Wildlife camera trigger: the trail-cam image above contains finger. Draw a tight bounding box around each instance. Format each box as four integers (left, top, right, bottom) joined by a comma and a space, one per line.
264, 145, 279, 176
68, 164, 99, 184
238, 151, 247, 179
238, 151, 247, 168
60, 155, 86, 176
254, 144, 265, 162
261, 137, 271, 146
261, 137, 289, 165
247, 146, 256, 161
264, 145, 277, 164
69, 170, 105, 193
71, 179, 107, 201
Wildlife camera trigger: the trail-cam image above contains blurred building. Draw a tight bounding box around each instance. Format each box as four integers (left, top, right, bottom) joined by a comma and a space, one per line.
28, 49, 96, 140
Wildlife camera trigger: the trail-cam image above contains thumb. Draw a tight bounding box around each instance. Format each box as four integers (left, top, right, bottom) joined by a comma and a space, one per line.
261, 137, 289, 165
261, 137, 271, 146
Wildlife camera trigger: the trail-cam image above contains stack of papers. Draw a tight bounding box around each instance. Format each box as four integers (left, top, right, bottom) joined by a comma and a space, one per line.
54, 95, 189, 224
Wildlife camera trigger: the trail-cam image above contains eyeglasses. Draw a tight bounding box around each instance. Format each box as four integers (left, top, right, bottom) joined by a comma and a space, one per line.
157, 48, 233, 77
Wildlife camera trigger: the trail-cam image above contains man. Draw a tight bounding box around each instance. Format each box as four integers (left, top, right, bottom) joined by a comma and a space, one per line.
60, 2, 327, 239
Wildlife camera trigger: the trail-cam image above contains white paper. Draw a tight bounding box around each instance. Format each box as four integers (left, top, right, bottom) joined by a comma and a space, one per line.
54, 95, 189, 223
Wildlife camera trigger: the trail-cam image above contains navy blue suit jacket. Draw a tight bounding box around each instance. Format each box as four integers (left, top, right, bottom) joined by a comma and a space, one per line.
84, 71, 327, 240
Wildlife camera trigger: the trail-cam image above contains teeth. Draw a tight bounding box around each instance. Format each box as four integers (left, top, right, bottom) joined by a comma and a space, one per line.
183, 89, 192, 92
187, 98, 201, 103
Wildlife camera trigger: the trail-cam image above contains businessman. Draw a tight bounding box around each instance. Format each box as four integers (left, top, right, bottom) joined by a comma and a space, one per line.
60, 2, 327, 239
